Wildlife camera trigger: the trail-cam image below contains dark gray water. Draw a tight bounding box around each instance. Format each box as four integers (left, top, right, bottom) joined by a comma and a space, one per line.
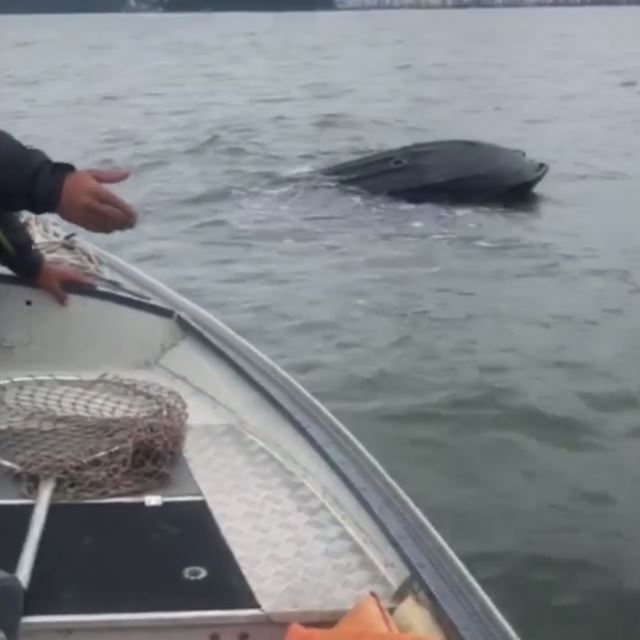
2, 8, 640, 638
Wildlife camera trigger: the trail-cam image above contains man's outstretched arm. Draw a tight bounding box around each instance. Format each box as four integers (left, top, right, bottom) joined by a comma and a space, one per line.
0, 129, 135, 304
0, 129, 137, 231
0, 129, 75, 214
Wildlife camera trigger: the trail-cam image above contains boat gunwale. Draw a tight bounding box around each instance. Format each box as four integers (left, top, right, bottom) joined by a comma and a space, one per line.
0, 241, 521, 640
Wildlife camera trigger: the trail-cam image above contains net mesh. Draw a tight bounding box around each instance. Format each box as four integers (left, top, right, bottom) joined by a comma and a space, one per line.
0, 375, 188, 500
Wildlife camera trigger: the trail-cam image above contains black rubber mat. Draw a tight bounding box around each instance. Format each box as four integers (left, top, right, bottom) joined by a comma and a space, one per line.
0, 504, 31, 574
0, 500, 258, 615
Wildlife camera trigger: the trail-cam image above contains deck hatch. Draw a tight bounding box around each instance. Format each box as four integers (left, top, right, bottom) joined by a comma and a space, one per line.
0, 500, 259, 616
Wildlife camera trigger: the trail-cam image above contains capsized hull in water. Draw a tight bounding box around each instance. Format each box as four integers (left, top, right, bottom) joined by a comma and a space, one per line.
320, 140, 549, 204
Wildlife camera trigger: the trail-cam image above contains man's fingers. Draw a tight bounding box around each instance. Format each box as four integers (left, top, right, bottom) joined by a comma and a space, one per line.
88, 168, 130, 184
87, 201, 131, 232
57, 170, 138, 233
36, 262, 95, 306
49, 280, 68, 306
95, 187, 137, 228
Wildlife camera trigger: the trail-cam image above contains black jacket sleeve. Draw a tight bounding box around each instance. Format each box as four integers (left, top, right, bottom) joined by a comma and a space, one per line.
0, 129, 75, 214
0, 129, 77, 279
0, 211, 43, 279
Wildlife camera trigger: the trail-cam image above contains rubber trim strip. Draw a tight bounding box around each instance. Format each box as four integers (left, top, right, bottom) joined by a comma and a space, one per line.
0, 274, 174, 319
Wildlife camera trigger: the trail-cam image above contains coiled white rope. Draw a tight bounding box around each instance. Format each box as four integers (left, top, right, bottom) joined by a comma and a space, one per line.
24, 216, 106, 278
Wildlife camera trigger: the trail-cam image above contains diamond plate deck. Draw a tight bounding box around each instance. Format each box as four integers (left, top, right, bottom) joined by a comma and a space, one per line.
184, 423, 393, 617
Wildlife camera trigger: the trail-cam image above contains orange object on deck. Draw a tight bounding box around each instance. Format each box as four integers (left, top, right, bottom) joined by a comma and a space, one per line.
285, 594, 435, 640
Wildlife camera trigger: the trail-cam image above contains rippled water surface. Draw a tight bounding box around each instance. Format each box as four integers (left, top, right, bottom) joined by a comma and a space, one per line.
2, 8, 640, 639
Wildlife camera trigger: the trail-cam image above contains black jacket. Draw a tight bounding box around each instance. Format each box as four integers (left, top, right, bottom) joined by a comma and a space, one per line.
0, 129, 75, 279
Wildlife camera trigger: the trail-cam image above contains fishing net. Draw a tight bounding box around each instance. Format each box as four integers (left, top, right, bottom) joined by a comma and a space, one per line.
0, 375, 188, 500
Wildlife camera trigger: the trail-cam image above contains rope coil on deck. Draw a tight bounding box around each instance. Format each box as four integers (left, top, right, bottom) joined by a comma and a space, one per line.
24, 215, 106, 278
0, 375, 188, 500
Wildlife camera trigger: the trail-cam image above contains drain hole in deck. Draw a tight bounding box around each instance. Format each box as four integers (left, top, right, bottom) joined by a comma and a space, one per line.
183, 565, 208, 581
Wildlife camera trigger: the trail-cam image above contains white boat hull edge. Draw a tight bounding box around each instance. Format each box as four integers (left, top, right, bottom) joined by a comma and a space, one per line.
0, 218, 521, 640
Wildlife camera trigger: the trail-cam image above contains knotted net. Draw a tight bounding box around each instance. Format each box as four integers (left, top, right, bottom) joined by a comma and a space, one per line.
0, 375, 188, 500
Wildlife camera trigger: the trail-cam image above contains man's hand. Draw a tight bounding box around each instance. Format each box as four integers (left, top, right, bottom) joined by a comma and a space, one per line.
34, 261, 95, 306
57, 169, 137, 233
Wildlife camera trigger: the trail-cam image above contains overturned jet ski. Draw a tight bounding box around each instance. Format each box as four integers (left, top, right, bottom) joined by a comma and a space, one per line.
319, 140, 549, 205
